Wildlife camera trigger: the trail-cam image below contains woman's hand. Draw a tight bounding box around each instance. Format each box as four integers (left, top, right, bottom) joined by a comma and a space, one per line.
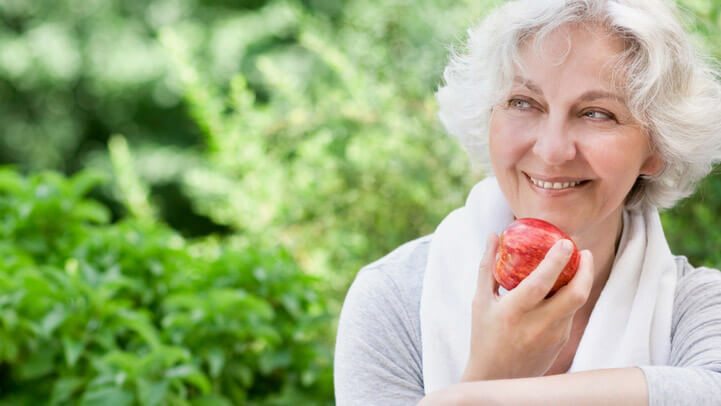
461, 232, 594, 381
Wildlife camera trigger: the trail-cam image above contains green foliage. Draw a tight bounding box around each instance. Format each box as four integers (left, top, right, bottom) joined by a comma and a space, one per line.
0, 0, 486, 301
662, 172, 721, 269
159, 6, 482, 298
660, 2, 721, 272
2, 0, 721, 403
0, 169, 333, 404
3, 0, 720, 288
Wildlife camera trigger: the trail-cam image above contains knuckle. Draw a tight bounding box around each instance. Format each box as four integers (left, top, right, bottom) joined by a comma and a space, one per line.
497, 307, 519, 327
569, 288, 589, 306
527, 281, 549, 298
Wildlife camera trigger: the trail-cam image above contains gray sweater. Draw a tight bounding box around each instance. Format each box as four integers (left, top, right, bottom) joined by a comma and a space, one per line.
334, 234, 721, 406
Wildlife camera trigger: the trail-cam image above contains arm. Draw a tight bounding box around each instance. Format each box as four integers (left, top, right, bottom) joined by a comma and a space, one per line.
422, 261, 721, 406
420, 367, 647, 405
635, 264, 721, 405
334, 243, 428, 406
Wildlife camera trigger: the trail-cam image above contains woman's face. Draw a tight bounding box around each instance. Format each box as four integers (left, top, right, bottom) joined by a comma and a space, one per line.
489, 23, 662, 240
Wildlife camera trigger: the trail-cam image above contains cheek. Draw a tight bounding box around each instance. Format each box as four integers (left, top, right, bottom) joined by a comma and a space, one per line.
583, 138, 646, 186
489, 113, 534, 168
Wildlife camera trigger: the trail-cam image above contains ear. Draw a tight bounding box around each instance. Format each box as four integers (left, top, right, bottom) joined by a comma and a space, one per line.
640, 152, 664, 177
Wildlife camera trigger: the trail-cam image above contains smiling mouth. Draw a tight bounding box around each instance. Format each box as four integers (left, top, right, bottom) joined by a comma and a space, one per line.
526, 174, 591, 190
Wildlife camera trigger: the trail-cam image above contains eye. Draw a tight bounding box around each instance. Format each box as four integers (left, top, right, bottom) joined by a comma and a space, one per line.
583, 110, 615, 121
508, 98, 532, 110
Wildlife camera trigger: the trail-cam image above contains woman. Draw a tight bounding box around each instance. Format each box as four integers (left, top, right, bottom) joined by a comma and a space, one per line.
335, 0, 721, 405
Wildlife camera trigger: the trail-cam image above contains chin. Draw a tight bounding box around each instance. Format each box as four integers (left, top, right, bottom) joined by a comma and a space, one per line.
517, 210, 579, 236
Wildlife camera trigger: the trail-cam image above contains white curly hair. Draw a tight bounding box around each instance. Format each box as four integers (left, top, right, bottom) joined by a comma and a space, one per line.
436, 0, 721, 210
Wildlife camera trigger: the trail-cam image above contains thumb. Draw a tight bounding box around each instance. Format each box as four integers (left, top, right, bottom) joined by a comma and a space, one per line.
475, 232, 500, 304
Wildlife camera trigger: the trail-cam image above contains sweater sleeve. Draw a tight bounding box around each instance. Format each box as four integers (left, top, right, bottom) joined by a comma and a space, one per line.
333, 237, 430, 406
638, 262, 721, 406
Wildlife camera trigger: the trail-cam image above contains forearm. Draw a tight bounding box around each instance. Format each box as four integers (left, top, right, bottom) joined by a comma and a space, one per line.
423, 367, 648, 406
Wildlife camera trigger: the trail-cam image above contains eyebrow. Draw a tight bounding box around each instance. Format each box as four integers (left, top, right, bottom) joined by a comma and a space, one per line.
513, 76, 624, 103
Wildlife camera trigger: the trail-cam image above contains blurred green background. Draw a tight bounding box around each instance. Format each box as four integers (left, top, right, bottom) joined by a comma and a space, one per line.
0, 0, 720, 404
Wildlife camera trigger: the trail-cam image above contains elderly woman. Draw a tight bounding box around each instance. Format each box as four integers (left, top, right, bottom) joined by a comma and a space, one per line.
334, 0, 721, 405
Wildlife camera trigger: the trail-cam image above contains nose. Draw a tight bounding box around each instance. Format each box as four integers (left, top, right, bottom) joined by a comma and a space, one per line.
531, 118, 577, 165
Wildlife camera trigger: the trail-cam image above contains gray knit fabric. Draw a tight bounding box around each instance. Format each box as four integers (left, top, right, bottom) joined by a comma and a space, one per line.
334, 234, 721, 405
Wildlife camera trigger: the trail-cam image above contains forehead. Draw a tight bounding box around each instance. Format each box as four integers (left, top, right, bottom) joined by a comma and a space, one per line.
515, 23, 628, 93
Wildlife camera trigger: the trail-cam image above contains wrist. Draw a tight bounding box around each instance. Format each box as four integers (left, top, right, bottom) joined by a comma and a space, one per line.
452, 382, 491, 406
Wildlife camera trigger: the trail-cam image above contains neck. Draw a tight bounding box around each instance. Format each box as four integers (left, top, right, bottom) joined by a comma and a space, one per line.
571, 206, 625, 316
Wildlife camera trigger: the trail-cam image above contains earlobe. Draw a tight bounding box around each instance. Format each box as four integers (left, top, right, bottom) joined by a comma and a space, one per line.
640, 153, 664, 177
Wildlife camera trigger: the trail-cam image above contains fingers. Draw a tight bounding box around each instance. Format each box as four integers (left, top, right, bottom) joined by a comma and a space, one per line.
538, 249, 595, 318
504, 239, 575, 312
474, 232, 500, 305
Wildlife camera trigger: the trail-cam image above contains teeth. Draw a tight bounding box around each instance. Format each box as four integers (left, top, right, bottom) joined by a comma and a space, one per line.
530, 176, 583, 189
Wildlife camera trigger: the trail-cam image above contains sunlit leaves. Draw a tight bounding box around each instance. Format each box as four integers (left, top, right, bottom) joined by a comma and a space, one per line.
0, 169, 333, 404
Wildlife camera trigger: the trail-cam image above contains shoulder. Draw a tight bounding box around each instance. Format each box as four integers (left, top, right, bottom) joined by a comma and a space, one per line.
673, 255, 721, 300
670, 255, 721, 343
641, 255, 721, 404
334, 235, 432, 404
356, 234, 432, 299
339, 234, 431, 335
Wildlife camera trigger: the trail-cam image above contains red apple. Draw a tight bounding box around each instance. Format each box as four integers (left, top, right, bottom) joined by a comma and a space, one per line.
493, 218, 580, 298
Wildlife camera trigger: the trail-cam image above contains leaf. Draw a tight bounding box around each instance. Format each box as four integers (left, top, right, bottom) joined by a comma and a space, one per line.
50, 376, 85, 405
258, 350, 291, 375
68, 170, 108, 198
165, 364, 211, 394
163, 292, 205, 310
62, 336, 84, 367
0, 167, 24, 194
190, 394, 233, 406
301, 369, 317, 386
108, 134, 156, 222
80, 386, 134, 406
41, 305, 67, 337
228, 364, 253, 388
18, 346, 57, 380
136, 379, 168, 406
153, 345, 192, 368
0, 333, 19, 361
0, 308, 19, 328
205, 347, 225, 378
87, 373, 116, 388
279, 293, 301, 318
115, 310, 161, 350
102, 351, 140, 376
72, 201, 111, 224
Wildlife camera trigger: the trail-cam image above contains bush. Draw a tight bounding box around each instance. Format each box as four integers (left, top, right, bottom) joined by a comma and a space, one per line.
2, 1, 721, 404
0, 168, 333, 405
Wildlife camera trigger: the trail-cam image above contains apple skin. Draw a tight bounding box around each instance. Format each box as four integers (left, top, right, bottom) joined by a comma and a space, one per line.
493, 218, 580, 298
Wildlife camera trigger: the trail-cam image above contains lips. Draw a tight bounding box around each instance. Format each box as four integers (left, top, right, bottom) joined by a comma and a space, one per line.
525, 173, 591, 190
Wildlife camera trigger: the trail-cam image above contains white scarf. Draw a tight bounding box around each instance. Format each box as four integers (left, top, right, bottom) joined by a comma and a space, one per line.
420, 177, 677, 394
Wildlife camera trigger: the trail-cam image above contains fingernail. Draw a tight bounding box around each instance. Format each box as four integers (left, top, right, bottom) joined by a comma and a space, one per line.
560, 239, 572, 253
